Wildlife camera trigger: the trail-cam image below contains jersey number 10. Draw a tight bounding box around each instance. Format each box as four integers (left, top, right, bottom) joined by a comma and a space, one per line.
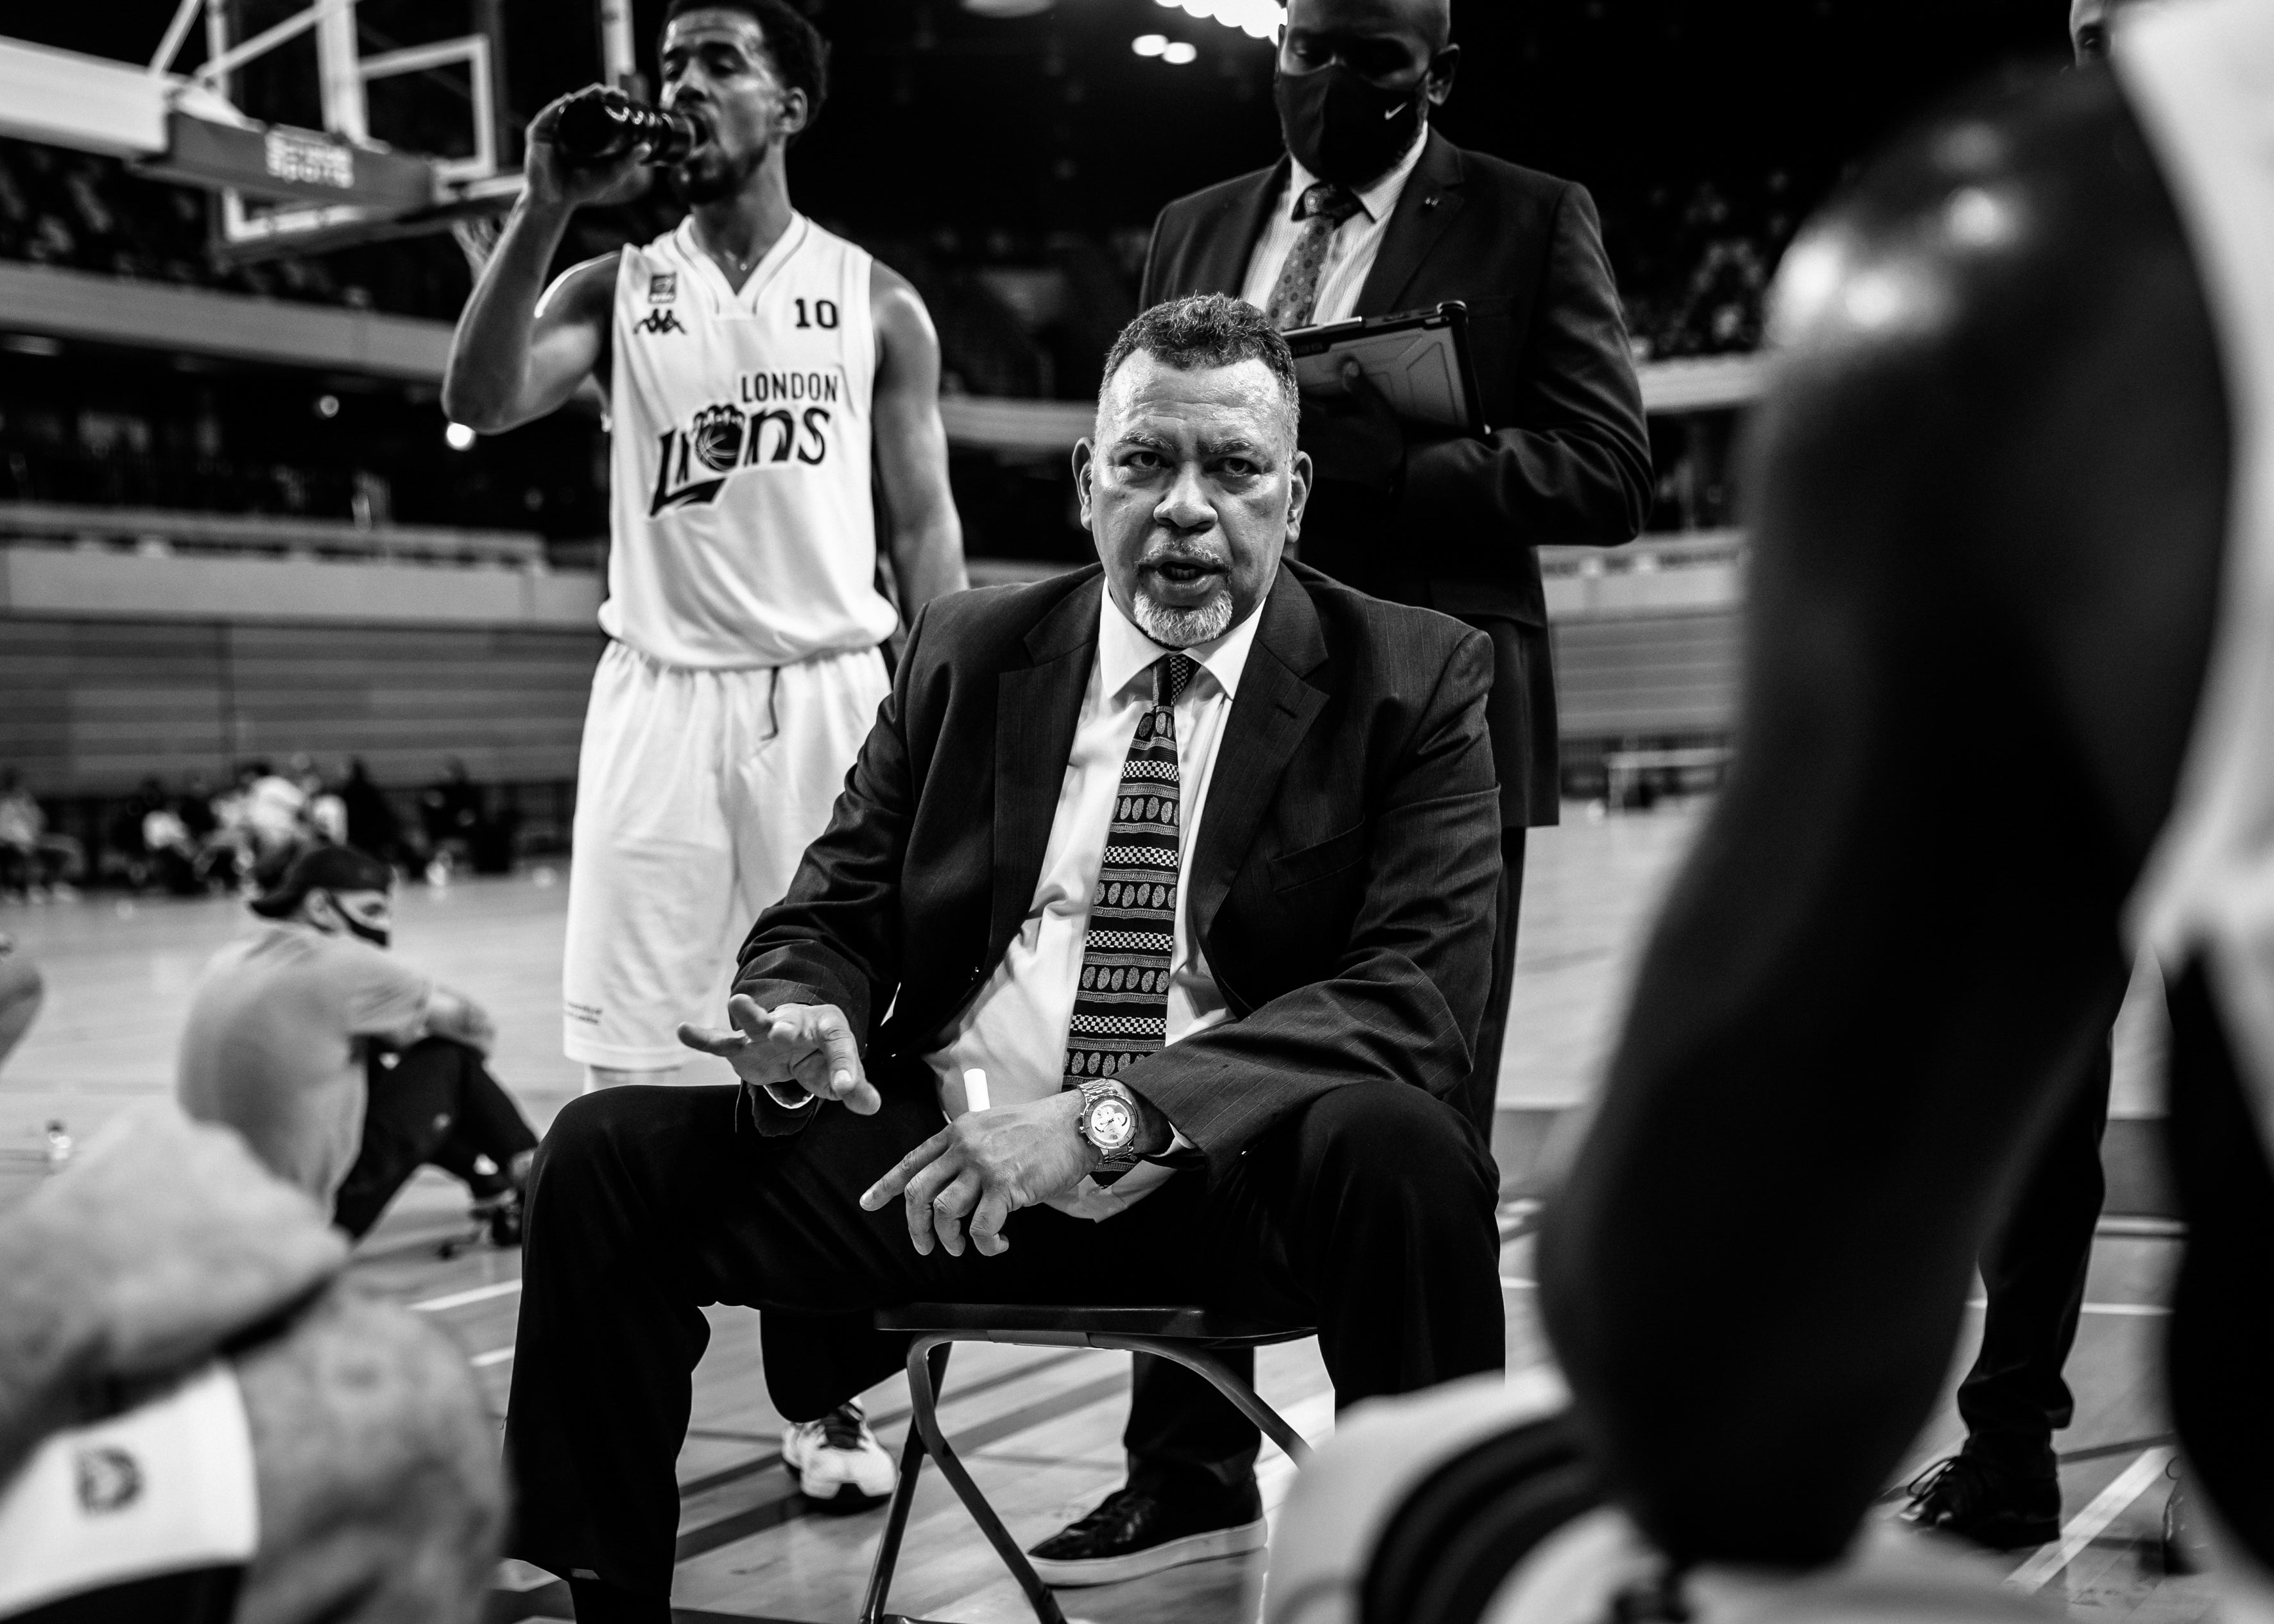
793, 298, 839, 330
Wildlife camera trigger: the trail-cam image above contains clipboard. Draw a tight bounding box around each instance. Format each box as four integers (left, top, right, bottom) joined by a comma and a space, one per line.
1284, 302, 1486, 437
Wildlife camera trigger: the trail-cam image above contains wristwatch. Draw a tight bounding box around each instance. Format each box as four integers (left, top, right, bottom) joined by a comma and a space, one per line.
1073, 1078, 1146, 1167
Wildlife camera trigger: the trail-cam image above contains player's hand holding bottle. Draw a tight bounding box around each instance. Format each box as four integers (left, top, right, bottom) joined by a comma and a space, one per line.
523, 85, 653, 214
678, 993, 881, 1114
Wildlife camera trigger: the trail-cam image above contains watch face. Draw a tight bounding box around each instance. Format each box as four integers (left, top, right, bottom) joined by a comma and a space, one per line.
1086, 1095, 1137, 1150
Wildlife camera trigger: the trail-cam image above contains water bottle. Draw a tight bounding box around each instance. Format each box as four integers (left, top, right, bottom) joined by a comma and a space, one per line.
552, 88, 702, 166
44, 1120, 71, 1172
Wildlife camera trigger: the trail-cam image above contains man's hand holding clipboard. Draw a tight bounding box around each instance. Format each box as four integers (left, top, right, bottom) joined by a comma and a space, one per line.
1284, 301, 1485, 497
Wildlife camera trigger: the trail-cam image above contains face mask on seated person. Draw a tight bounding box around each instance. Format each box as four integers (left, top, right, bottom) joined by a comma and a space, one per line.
1274, 62, 1427, 191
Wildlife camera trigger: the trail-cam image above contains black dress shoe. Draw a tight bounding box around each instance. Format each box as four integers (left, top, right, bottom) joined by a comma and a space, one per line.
1902, 1452, 2062, 1551
1026, 1481, 1266, 1586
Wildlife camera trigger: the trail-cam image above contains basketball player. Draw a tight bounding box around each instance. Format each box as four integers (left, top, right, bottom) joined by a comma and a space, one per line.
444, 0, 965, 1093
442, 0, 962, 1509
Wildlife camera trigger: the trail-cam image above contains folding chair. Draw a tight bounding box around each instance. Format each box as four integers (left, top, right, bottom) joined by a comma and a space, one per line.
856, 1303, 1316, 1624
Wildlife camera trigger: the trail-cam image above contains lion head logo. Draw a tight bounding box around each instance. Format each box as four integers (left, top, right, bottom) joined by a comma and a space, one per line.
689, 404, 745, 474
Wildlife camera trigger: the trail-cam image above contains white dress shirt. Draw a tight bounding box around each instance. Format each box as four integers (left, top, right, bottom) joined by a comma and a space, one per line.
1237, 124, 1432, 328
922, 586, 1264, 1219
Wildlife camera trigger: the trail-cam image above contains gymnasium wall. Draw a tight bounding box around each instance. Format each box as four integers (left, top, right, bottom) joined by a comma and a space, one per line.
0, 542, 1742, 799
0, 616, 601, 794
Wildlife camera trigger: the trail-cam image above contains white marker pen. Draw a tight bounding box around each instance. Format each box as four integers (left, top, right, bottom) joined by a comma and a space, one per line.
962, 1067, 990, 1113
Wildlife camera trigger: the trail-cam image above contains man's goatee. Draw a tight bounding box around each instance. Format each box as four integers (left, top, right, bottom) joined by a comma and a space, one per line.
1133, 590, 1234, 649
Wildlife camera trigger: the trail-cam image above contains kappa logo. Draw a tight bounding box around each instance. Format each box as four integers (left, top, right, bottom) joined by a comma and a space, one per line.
648, 271, 677, 303
649, 392, 836, 514
75, 1446, 142, 1514
634, 309, 686, 336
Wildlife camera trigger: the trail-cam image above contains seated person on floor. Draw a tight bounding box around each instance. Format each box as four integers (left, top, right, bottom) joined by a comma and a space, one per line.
175, 846, 538, 1243
504, 294, 1509, 1621
0, 1102, 500, 1623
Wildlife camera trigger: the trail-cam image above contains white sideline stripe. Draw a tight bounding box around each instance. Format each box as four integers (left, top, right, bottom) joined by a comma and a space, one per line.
410, 1279, 522, 1313
1963, 1297, 2169, 1318
1501, 1276, 1537, 1289
2007, 1446, 2174, 1592
470, 1346, 516, 1369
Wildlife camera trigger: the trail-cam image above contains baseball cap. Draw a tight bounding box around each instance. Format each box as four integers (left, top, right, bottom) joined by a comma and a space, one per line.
248, 846, 395, 919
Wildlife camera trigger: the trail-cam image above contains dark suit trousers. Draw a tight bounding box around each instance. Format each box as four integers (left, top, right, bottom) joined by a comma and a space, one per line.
1124, 825, 1524, 1492
504, 1076, 1504, 1596
1953, 1030, 2112, 1467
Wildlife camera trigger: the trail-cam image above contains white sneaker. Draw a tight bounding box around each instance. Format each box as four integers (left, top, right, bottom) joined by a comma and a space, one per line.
782, 1401, 896, 1513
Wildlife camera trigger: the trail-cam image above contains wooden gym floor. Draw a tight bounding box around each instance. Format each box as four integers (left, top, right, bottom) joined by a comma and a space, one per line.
0, 802, 2210, 1621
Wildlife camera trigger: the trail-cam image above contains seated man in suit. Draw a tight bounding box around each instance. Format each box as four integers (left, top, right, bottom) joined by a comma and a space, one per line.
503, 294, 1508, 1621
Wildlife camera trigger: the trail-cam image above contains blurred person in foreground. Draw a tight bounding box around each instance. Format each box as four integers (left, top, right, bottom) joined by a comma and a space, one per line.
1513, 0, 2274, 1612
504, 296, 1506, 1621
1261, 5, 2274, 1619
1126, 0, 1649, 1574
444, 0, 967, 1097
1895, 0, 2159, 1557
0, 1103, 500, 1621
175, 846, 539, 1244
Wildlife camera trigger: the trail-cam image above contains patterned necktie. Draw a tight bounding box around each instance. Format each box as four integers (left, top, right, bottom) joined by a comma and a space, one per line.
1064, 654, 1196, 1117
1263, 180, 1363, 331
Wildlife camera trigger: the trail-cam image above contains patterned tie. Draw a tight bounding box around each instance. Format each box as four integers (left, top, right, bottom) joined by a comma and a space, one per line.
1063, 654, 1196, 1118
1263, 180, 1363, 331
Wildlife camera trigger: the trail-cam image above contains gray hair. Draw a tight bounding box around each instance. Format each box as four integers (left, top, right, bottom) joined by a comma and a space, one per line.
1096, 295, 1300, 445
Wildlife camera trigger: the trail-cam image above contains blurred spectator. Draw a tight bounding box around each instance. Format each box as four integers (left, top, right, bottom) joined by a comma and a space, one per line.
1611, 175, 1798, 361
0, 932, 40, 1073
340, 758, 408, 868
139, 797, 207, 896
105, 776, 173, 889
419, 758, 513, 878
177, 771, 239, 892
0, 137, 468, 321
0, 769, 83, 898
216, 760, 314, 888
296, 753, 348, 846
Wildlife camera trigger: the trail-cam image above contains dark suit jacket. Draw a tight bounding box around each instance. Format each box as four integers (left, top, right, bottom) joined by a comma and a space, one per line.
734, 562, 1503, 1172
1141, 131, 1653, 828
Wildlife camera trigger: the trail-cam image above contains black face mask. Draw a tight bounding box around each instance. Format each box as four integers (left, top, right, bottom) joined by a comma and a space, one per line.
1274, 61, 1427, 190
318, 891, 392, 950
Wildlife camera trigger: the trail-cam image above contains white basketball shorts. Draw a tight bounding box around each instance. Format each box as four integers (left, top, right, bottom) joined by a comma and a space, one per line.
0, 1363, 258, 1618
562, 640, 890, 1072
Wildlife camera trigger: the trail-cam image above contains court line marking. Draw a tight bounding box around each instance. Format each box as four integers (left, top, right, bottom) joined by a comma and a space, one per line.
1963, 1297, 2169, 1318
411, 1278, 523, 1313
471, 1347, 515, 1369
2007, 1446, 2173, 1593
1499, 1280, 2163, 1313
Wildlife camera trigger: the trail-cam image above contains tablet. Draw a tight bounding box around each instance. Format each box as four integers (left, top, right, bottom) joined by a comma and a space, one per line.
1285, 302, 1485, 436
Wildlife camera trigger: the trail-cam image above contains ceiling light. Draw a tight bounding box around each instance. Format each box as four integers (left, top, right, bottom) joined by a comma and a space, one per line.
315, 394, 340, 419
1132, 33, 1167, 55
1161, 40, 1198, 63
445, 422, 477, 450
1158, 0, 1284, 38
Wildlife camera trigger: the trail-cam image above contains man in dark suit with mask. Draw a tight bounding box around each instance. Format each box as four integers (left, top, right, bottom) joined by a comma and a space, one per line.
1064, 0, 1651, 1584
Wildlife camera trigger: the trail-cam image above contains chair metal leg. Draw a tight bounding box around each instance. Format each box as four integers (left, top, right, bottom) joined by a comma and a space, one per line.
1101, 1336, 1314, 1465
857, 1342, 947, 1624
902, 1333, 1069, 1624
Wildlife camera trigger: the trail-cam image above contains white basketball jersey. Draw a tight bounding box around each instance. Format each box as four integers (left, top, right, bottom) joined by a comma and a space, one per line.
602, 214, 898, 669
